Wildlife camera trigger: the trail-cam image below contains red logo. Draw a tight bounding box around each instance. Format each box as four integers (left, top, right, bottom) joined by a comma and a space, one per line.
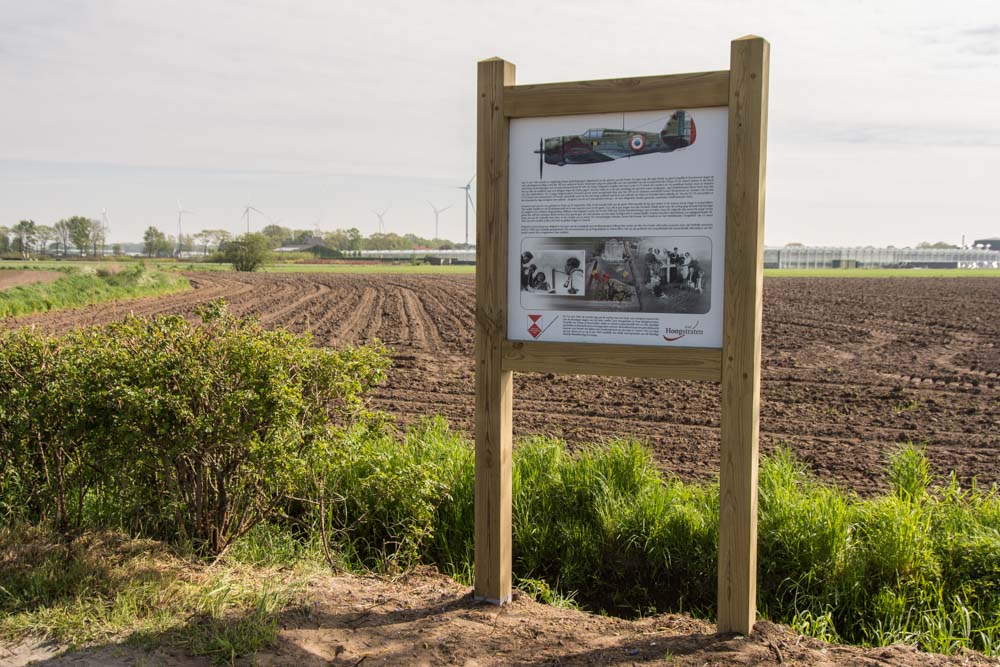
527, 314, 542, 339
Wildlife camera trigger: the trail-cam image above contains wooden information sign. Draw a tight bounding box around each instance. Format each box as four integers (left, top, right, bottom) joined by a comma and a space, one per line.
475, 36, 769, 634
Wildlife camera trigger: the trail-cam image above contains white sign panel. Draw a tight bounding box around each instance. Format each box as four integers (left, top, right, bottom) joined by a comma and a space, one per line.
507, 107, 728, 348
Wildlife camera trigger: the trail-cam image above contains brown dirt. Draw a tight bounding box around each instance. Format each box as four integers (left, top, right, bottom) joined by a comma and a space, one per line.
0, 270, 63, 291
4, 273, 999, 495
3, 569, 994, 666
3, 274, 998, 665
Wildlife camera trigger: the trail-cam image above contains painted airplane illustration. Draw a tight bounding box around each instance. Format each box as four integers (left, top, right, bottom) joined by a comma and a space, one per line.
534, 110, 696, 178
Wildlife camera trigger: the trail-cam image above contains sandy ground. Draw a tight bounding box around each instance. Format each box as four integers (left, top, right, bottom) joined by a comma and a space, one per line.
2, 569, 995, 666
0, 270, 63, 291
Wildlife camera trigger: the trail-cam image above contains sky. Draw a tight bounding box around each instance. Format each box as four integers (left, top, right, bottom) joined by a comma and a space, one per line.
1, 0, 998, 247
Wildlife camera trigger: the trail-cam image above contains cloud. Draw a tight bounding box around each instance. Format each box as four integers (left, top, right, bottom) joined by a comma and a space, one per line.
957, 24, 1000, 56
775, 122, 1000, 148
960, 24, 1000, 36
2, 0, 999, 245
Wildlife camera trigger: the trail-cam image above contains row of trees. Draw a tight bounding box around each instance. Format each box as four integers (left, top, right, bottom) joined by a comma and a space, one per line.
140, 227, 234, 257
257, 224, 465, 252
0, 217, 110, 258
140, 226, 269, 272
4, 218, 467, 260
135, 223, 464, 258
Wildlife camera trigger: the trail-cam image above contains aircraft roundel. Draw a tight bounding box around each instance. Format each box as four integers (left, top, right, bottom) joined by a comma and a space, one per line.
629, 134, 645, 151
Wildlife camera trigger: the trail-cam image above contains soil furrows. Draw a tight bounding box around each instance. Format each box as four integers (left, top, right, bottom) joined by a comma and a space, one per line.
412, 282, 475, 353
4, 273, 999, 496
357, 288, 386, 344
279, 276, 362, 342
225, 277, 305, 322
256, 279, 329, 328
396, 286, 444, 352
379, 287, 411, 347
301, 288, 353, 333
277, 276, 380, 340
326, 285, 378, 344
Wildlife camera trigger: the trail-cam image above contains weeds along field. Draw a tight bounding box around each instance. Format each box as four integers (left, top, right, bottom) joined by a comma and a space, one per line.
5, 271, 998, 494
1, 304, 998, 660
0, 263, 188, 317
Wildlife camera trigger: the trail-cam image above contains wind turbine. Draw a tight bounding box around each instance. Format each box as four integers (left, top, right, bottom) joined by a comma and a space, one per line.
101, 208, 110, 256
454, 174, 475, 246
428, 201, 452, 241
372, 208, 389, 234
240, 204, 268, 234
176, 200, 194, 256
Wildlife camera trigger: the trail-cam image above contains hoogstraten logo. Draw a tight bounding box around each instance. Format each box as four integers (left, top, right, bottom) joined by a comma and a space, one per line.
663, 320, 704, 342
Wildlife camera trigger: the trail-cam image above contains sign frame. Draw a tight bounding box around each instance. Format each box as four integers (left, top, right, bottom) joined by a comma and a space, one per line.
474, 36, 769, 634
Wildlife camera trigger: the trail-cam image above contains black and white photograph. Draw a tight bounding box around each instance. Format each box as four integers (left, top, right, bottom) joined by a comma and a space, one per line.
519, 236, 711, 314
519, 248, 586, 296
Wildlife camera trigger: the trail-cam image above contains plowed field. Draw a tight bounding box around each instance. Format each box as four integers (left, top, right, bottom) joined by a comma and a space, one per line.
6, 273, 999, 494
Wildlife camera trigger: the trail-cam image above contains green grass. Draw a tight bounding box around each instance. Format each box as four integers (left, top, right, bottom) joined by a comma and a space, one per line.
2, 258, 476, 275
3, 414, 999, 659
0, 528, 310, 662
765, 268, 1000, 278
0, 265, 189, 317
0, 259, 130, 271
165, 261, 475, 274
310, 421, 1000, 656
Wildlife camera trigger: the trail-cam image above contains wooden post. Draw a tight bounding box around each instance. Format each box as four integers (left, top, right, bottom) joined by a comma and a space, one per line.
474, 57, 515, 604
717, 35, 769, 634
474, 39, 768, 621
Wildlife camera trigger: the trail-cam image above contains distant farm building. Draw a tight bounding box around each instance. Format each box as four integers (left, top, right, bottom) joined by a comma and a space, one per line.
357, 248, 476, 265
974, 238, 1000, 251
764, 246, 1000, 269
273, 238, 343, 259
273, 236, 326, 252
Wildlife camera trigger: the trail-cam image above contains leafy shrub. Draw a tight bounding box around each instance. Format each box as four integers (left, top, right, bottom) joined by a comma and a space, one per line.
223, 233, 271, 272
0, 301, 389, 554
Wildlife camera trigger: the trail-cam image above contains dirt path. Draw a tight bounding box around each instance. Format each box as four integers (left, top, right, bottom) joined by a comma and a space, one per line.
0, 270, 63, 291
2, 570, 991, 666
4, 273, 998, 495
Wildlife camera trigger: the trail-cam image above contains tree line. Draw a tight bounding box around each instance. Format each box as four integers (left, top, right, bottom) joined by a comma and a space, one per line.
0, 217, 112, 258
3, 217, 469, 260
142, 227, 233, 258
254, 224, 465, 252
141, 223, 466, 257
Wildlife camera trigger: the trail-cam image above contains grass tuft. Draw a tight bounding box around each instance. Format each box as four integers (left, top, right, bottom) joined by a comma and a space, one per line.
0, 264, 188, 317
0, 527, 307, 661
305, 421, 1000, 655
3, 418, 998, 658
888, 443, 934, 501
